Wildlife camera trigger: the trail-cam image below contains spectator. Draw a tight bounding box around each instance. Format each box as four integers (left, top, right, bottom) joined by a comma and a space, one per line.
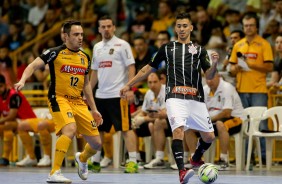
0, 74, 37, 166
28, 0, 48, 26
229, 12, 274, 166
267, 34, 282, 88
0, 46, 16, 88
259, 0, 275, 36
6, 23, 24, 51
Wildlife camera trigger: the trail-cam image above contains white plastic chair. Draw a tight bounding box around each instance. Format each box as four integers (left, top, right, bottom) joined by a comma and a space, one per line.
203, 119, 245, 171
245, 106, 282, 170
243, 106, 267, 170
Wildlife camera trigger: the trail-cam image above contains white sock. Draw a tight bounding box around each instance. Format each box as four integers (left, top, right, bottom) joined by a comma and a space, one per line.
91, 151, 101, 163
136, 152, 141, 161
183, 151, 188, 163
220, 153, 228, 162
155, 151, 164, 160
190, 152, 194, 158
128, 152, 137, 163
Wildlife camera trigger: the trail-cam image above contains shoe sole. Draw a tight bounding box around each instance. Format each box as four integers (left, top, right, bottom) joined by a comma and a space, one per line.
75, 155, 87, 180
144, 166, 166, 169
46, 180, 72, 183
182, 169, 195, 184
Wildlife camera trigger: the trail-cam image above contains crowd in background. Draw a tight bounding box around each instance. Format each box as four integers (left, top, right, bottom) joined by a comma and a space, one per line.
0, 0, 282, 89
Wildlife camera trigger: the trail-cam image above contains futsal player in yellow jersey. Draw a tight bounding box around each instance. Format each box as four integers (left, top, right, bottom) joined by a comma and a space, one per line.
15, 20, 103, 183
229, 12, 273, 165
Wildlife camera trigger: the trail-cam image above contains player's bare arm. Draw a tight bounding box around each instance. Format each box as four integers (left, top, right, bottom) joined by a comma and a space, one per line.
124, 64, 136, 104
0, 108, 18, 124
14, 57, 45, 91
120, 64, 153, 97
90, 70, 98, 90
83, 75, 103, 126
205, 51, 219, 80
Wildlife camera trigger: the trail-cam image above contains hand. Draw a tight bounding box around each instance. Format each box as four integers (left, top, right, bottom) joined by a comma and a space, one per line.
132, 116, 145, 128
91, 110, 103, 126
120, 85, 131, 98
125, 90, 134, 105
14, 82, 25, 91
210, 51, 219, 63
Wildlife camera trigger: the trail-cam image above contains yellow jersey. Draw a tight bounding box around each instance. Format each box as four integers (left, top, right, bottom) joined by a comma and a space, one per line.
229, 35, 273, 93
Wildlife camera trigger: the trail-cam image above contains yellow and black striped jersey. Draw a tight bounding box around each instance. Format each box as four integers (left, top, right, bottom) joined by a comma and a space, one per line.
40, 44, 90, 101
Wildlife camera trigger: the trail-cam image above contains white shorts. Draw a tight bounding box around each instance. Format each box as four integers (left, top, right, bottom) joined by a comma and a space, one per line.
166, 98, 214, 132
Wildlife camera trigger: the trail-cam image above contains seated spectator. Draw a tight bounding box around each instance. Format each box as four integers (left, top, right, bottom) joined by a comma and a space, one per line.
0, 74, 52, 166
186, 71, 245, 170
132, 72, 171, 169
6, 23, 24, 51
16, 116, 55, 167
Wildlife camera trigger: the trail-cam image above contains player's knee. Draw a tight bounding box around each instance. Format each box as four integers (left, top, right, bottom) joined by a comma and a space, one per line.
202, 132, 215, 143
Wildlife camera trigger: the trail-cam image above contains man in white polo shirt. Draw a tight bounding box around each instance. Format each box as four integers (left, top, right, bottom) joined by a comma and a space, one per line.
90, 15, 138, 173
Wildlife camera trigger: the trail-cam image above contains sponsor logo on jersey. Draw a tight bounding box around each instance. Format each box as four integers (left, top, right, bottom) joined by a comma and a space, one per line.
64, 95, 80, 100
109, 48, 114, 55
99, 61, 112, 68
67, 112, 73, 118
60, 65, 86, 75
81, 58, 85, 65
172, 86, 197, 96
188, 44, 197, 55
245, 52, 258, 59
47, 51, 57, 63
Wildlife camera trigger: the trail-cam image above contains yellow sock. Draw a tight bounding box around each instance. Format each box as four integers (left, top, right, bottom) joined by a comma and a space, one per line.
18, 131, 36, 159
79, 143, 96, 162
50, 135, 72, 175
2, 130, 14, 159
39, 129, 51, 156
103, 132, 113, 158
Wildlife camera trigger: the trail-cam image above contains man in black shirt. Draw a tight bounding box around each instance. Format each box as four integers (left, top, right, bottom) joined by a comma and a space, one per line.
120, 12, 218, 184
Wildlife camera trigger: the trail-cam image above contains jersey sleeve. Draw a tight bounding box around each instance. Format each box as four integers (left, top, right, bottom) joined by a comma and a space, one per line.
80, 50, 91, 75
200, 47, 211, 73
120, 41, 135, 66
263, 41, 274, 62
149, 44, 166, 69
9, 94, 22, 109
229, 43, 239, 64
141, 92, 150, 112
39, 46, 60, 64
221, 86, 234, 110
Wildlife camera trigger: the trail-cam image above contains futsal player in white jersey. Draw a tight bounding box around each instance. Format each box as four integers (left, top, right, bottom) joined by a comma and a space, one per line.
90, 15, 138, 173
120, 12, 219, 184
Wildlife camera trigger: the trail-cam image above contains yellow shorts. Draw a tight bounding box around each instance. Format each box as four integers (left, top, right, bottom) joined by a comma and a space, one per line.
24, 118, 54, 133
48, 96, 99, 136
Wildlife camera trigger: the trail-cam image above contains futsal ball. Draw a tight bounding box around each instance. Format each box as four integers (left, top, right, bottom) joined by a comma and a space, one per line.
198, 163, 218, 184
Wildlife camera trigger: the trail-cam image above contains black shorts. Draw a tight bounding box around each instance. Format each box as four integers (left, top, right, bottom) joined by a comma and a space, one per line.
135, 119, 172, 137
95, 97, 131, 133
213, 117, 242, 136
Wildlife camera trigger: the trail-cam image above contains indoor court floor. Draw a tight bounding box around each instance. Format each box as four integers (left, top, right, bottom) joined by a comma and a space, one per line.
1, 164, 282, 184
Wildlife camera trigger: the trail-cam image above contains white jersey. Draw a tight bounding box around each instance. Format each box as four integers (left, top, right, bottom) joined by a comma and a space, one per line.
142, 85, 166, 112
203, 78, 245, 121
91, 36, 135, 98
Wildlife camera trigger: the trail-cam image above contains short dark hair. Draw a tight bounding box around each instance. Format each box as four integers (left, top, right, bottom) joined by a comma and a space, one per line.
0, 74, 6, 84
98, 15, 115, 26
133, 36, 146, 42
175, 12, 191, 21
242, 12, 259, 29
231, 30, 245, 38
62, 20, 81, 35
158, 31, 171, 41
